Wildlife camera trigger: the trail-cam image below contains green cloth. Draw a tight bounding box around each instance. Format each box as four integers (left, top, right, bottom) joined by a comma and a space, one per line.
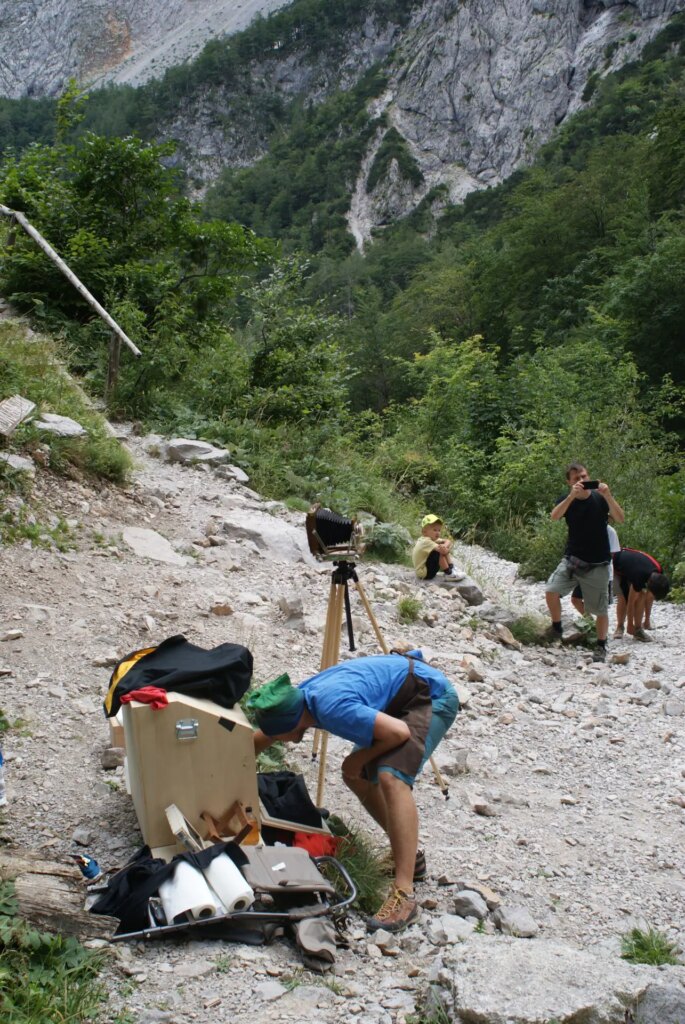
247, 673, 305, 735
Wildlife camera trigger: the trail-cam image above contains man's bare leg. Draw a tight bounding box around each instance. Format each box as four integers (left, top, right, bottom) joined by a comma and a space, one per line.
571, 595, 585, 616
596, 613, 608, 643
378, 773, 418, 892
644, 592, 655, 629
344, 775, 389, 832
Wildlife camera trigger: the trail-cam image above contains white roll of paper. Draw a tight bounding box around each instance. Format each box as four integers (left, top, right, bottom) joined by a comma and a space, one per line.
202, 854, 255, 913
158, 861, 218, 924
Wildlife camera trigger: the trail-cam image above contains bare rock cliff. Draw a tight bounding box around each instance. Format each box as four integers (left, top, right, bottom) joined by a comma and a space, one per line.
0, 0, 292, 97
348, 0, 685, 245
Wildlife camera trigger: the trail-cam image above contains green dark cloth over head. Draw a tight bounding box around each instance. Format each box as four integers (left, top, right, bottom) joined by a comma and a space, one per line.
247, 673, 306, 735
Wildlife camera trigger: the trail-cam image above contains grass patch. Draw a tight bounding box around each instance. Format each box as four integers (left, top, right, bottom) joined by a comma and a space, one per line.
0, 320, 131, 485
0, 881, 106, 1022
621, 926, 680, 966
398, 595, 422, 624
326, 815, 387, 915
508, 613, 549, 646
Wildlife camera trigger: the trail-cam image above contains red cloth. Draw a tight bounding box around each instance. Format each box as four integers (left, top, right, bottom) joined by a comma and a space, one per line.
292, 831, 340, 857
120, 686, 169, 709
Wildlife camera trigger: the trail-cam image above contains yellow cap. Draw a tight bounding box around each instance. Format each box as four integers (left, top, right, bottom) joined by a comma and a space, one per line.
421, 514, 442, 528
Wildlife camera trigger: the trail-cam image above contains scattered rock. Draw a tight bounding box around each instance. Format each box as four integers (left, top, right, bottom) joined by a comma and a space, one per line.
122, 527, 186, 565
453, 889, 488, 920
164, 438, 230, 465
493, 905, 539, 938
34, 412, 86, 437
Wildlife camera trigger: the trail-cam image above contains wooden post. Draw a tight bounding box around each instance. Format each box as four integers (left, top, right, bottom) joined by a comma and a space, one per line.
0, 848, 117, 939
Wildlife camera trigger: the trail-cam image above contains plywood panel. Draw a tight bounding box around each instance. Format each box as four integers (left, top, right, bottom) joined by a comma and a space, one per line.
123, 693, 260, 849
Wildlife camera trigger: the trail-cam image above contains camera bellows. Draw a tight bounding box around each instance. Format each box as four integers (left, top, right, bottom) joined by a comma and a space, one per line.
306, 505, 363, 558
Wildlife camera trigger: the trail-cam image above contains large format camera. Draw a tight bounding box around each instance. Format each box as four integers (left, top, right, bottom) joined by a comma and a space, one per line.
305, 504, 365, 561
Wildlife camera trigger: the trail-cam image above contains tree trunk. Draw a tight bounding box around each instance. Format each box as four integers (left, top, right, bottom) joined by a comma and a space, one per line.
0, 848, 117, 939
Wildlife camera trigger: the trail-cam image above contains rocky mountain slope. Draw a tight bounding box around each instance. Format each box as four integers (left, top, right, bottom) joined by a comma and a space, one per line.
1, 390, 684, 1021
2, 2, 685, 242
0, 0, 291, 97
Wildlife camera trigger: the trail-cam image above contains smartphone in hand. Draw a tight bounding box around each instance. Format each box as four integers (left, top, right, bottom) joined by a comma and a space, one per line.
582, 480, 599, 490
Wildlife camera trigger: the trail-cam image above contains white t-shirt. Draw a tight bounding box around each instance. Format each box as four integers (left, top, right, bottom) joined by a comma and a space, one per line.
607, 525, 620, 581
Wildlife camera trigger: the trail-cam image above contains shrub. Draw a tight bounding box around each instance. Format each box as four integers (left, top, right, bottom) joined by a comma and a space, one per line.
364, 520, 412, 562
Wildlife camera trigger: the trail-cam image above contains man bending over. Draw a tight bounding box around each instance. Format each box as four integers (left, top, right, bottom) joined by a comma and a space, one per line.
249, 652, 458, 933
612, 547, 670, 642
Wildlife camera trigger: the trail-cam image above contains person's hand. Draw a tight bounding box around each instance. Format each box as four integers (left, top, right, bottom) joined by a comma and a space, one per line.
570, 480, 585, 497
597, 481, 610, 496
341, 750, 368, 782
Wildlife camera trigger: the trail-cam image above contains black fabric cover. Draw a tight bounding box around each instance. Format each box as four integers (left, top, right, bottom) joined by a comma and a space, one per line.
90, 842, 249, 935
105, 634, 253, 717
258, 771, 323, 829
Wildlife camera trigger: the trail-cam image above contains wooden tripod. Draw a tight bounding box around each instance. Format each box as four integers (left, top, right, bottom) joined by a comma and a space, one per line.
312, 560, 449, 805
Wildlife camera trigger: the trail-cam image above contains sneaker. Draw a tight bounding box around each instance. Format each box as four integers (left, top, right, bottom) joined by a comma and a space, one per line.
612, 625, 625, 639
444, 567, 466, 581
367, 887, 418, 933
592, 646, 607, 662
633, 628, 653, 643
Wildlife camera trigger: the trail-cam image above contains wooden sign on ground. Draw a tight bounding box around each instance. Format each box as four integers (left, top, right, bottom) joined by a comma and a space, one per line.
0, 395, 35, 437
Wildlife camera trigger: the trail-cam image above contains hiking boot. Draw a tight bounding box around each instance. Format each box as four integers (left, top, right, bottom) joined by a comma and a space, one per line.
544, 625, 563, 645
413, 848, 427, 882
633, 627, 653, 643
380, 848, 427, 883
367, 887, 418, 933
592, 645, 607, 663
612, 625, 625, 639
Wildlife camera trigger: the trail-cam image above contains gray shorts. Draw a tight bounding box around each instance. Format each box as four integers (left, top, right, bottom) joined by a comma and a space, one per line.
546, 559, 610, 616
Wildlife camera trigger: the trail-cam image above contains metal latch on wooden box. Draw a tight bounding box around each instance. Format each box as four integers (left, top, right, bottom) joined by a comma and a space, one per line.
175, 718, 199, 740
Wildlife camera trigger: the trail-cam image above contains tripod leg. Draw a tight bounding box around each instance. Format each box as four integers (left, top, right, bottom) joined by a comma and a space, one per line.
316, 583, 346, 804
312, 582, 345, 761
353, 580, 390, 654
429, 755, 449, 799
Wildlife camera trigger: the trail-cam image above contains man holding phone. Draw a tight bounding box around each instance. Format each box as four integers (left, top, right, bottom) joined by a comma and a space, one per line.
545, 461, 625, 661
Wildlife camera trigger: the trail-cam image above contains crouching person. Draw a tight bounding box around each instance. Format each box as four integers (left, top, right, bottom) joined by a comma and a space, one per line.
249, 652, 458, 933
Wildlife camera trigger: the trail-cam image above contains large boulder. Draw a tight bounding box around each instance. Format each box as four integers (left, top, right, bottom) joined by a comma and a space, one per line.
164, 438, 230, 465
441, 936, 685, 1024
220, 508, 316, 565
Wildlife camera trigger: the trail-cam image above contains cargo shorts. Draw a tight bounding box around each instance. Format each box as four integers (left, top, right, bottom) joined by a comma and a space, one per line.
546, 559, 610, 616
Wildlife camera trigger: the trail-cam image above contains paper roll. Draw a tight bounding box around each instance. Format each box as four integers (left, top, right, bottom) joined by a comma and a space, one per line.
202, 854, 255, 914
158, 861, 218, 924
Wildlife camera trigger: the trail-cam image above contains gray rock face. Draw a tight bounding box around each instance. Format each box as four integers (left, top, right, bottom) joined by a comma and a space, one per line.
0, 0, 293, 98
444, 937, 677, 1024
347, 0, 684, 245
634, 983, 685, 1024
2, 0, 682, 241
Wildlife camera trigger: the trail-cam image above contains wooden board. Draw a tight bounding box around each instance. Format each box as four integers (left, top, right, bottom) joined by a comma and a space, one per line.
0, 395, 36, 437
123, 693, 261, 850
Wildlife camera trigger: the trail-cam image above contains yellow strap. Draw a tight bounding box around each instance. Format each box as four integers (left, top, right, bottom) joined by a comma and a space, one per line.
103, 646, 157, 714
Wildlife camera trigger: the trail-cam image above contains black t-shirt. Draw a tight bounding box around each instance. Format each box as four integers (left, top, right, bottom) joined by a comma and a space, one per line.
612, 548, 661, 591
556, 490, 610, 563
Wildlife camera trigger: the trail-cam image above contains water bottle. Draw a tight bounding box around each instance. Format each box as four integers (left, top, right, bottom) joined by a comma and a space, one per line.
0, 748, 6, 807
72, 853, 102, 881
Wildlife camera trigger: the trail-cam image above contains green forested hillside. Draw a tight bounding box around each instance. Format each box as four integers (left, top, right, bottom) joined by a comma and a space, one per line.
1, 16, 683, 588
